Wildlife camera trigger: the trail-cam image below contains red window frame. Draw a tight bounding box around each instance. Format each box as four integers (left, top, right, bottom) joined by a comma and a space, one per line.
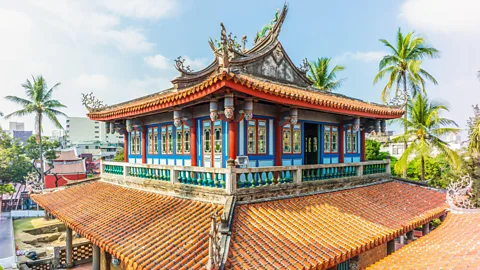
148, 126, 158, 154
160, 124, 173, 155
247, 119, 268, 155
346, 127, 358, 154
282, 123, 302, 154
324, 125, 339, 154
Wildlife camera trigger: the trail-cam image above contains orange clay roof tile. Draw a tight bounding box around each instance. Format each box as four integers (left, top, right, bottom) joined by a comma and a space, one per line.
226, 181, 447, 270
31, 181, 223, 270
368, 212, 480, 269
87, 72, 404, 121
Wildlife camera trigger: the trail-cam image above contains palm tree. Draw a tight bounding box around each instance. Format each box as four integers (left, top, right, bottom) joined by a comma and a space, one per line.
468, 105, 480, 156
4, 76, 67, 186
393, 94, 460, 181
307, 57, 346, 91
374, 28, 439, 177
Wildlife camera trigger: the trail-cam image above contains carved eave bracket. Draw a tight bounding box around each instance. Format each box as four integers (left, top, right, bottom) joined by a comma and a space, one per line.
81, 92, 107, 113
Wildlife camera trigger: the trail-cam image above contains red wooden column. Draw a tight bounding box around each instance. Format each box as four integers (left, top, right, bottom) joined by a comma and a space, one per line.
141, 126, 147, 164
123, 132, 128, 162
338, 122, 344, 164
228, 121, 237, 161
360, 130, 366, 162
190, 118, 197, 166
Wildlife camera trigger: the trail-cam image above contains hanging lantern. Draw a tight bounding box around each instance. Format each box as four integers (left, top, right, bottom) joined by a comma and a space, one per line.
210, 99, 219, 122
244, 97, 253, 121
126, 119, 133, 132
109, 122, 115, 134
173, 110, 182, 128
290, 107, 298, 125
224, 93, 234, 120
381, 120, 387, 133
353, 117, 360, 132
375, 120, 381, 133
105, 122, 111, 134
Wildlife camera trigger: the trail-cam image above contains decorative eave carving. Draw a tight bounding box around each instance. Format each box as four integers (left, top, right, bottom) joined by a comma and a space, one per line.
81, 92, 107, 113
247, 3, 288, 54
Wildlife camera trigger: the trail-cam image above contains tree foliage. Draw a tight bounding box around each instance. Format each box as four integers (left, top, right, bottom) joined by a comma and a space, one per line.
393, 94, 460, 180
0, 183, 15, 195
24, 135, 60, 165
365, 140, 381, 161
114, 149, 124, 162
468, 105, 480, 155
307, 57, 346, 91
0, 129, 32, 183
374, 28, 439, 103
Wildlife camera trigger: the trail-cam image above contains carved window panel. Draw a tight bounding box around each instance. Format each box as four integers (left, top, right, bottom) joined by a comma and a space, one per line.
258, 120, 267, 154
283, 124, 291, 153
324, 126, 331, 153
293, 124, 301, 153
331, 127, 338, 153
203, 121, 211, 154
247, 121, 256, 154
214, 121, 222, 154
161, 125, 173, 154
167, 125, 173, 154
161, 126, 167, 154
148, 127, 158, 154
183, 125, 190, 154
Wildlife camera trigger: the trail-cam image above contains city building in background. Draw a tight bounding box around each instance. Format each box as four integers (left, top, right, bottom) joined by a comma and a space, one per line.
4, 121, 33, 144
65, 117, 124, 145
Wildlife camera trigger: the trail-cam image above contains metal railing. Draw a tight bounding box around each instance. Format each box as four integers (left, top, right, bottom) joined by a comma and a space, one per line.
101, 160, 391, 195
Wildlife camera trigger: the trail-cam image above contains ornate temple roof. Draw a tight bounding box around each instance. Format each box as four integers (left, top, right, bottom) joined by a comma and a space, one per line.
87, 72, 404, 121
85, 4, 404, 121
368, 212, 480, 269
31, 182, 223, 270
226, 181, 447, 269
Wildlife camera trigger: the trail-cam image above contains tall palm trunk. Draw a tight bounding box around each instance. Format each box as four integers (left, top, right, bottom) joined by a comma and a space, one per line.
421, 156, 425, 181
402, 72, 408, 178
37, 112, 45, 188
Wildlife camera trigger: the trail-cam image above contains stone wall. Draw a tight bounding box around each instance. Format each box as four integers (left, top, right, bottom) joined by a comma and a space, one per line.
358, 242, 387, 269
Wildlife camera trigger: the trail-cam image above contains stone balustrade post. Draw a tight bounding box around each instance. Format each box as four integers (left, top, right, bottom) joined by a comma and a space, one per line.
225, 166, 236, 195
170, 168, 178, 184
357, 164, 363, 177
422, 222, 430, 236
294, 168, 302, 184
123, 165, 128, 178
386, 159, 391, 174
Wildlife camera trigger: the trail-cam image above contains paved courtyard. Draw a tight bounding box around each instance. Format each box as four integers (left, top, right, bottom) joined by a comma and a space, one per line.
0, 213, 15, 269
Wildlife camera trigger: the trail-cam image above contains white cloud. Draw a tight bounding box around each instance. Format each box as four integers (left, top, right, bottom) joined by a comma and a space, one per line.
401, 0, 480, 33
182, 56, 209, 71
144, 54, 170, 70
74, 74, 111, 90
99, 0, 179, 19
338, 51, 386, 62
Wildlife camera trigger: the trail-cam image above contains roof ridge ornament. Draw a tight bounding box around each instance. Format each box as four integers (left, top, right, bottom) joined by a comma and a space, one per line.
81, 92, 107, 112
174, 56, 193, 74
208, 22, 241, 71
254, 8, 280, 44
299, 58, 309, 74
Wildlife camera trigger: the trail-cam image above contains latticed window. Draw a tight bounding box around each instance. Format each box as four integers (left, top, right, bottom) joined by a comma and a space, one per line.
214, 121, 222, 154
283, 123, 301, 154
203, 121, 211, 154
324, 125, 338, 153
176, 125, 190, 154
148, 126, 158, 154
130, 130, 141, 155
161, 125, 173, 154
346, 127, 358, 154
247, 119, 267, 155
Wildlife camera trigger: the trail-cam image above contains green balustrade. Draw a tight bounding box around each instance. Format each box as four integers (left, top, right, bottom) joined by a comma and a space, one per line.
104, 165, 123, 175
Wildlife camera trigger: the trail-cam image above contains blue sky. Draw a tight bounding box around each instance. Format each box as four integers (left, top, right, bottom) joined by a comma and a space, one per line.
0, 0, 478, 139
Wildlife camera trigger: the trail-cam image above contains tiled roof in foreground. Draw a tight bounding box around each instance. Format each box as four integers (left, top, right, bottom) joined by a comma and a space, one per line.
87, 72, 404, 121
31, 181, 223, 270
368, 212, 480, 269
226, 181, 447, 270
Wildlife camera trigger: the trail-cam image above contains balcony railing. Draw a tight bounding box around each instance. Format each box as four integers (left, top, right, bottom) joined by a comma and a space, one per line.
101, 160, 390, 195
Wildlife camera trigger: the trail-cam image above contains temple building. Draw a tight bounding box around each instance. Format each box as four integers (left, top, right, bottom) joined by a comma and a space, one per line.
30, 4, 476, 270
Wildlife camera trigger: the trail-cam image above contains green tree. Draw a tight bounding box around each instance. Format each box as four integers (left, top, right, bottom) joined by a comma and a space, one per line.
393, 94, 460, 181
4, 76, 67, 186
0, 128, 32, 183
307, 57, 346, 91
113, 149, 125, 162
468, 105, 480, 155
374, 28, 439, 177
365, 139, 381, 160
0, 183, 16, 214
466, 105, 480, 206
24, 135, 60, 166
406, 156, 441, 181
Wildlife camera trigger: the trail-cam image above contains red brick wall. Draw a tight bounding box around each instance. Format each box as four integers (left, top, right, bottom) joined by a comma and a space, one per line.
45, 174, 87, 188
358, 242, 387, 269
